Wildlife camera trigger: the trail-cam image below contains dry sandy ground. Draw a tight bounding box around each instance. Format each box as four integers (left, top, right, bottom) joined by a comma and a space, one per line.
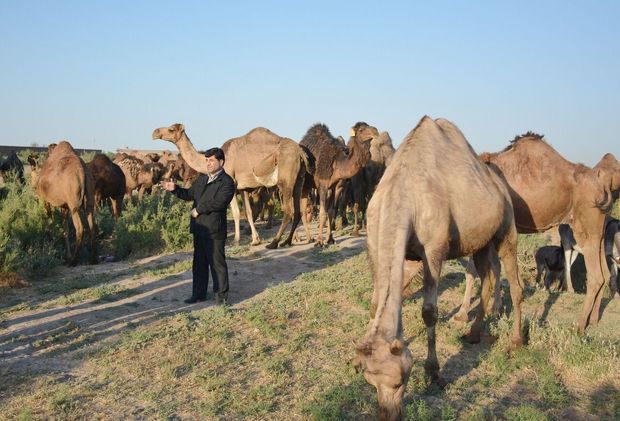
0, 226, 366, 382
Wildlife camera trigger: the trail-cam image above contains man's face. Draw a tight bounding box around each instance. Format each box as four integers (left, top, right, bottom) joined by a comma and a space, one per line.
205, 155, 223, 176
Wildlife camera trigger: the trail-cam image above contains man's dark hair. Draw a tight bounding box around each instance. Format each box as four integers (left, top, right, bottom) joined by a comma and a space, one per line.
205, 147, 225, 162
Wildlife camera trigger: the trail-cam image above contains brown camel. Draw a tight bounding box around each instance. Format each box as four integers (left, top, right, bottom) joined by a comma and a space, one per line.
353, 117, 523, 420
349, 131, 396, 236
28, 141, 97, 265
594, 153, 620, 200
478, 132, 612, 333
299, 122, 376, 246
87, 154, 126, 218
152, 123, 309, 249
113, 154, 164, 200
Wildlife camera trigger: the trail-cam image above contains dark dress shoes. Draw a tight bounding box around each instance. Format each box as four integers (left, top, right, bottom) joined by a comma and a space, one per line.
183, 296, 206, 304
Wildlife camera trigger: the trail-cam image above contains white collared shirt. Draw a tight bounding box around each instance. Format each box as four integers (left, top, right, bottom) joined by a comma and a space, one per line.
207, 169, 223, 184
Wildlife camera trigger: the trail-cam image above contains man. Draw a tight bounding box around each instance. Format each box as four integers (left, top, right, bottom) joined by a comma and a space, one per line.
161, 147, 236, 305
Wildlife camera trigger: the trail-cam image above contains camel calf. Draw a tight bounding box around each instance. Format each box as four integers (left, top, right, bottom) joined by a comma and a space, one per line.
535, 245, 565, 290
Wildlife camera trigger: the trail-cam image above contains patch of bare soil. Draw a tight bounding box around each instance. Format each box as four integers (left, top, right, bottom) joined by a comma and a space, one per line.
0, 222, 366, 386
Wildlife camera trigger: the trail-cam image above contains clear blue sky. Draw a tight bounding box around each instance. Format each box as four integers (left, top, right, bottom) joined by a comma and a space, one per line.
1, 1, 618, 166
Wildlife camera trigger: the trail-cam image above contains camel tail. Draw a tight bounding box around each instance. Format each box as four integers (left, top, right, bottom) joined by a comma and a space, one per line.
367, 184, 411, 337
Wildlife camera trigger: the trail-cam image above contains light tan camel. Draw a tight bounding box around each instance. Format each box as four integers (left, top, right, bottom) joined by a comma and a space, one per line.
28, 141, 97, 265
353, 117, 523, 420
152, 124, 309, 249
479, 132, 612, 333
299, 122, 376, 246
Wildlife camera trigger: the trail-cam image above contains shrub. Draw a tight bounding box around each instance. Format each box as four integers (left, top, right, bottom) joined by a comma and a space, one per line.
0, 180, 65, 275
111, 193, 192, 259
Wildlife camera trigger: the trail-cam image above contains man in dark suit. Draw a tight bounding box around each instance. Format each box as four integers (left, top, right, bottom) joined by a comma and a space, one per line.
161, 147, 236, 305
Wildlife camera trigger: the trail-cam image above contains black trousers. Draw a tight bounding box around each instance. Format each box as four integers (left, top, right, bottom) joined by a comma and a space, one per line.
192, 235, 229, 301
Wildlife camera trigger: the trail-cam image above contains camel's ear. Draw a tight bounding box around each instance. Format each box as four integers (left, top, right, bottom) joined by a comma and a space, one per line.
171, 123, 185, 132
390, 339, 404, 356
355, 340, 373, 356
27, 155, 38, 168
350, 355, 364, 373
47, 143, 57, 155
349, 127, 356, 137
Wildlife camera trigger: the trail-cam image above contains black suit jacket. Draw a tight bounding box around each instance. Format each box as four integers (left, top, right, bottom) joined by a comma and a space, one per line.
171, 171, 236, 240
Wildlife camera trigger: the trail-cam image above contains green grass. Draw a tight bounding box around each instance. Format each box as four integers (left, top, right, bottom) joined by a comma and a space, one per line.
1, 241, 619, 420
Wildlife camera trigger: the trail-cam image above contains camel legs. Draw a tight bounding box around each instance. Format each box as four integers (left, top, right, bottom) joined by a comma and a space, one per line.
421, 245, 446, 385
70, 210, 84, 266
266, 186, 293, 249
562, 248, 579, 293
577, 239, 608, 332
230, 194, 242, 246
463, 246, 494, 344
242, 190, 261, 246
315, 188, 330, 247
589, 243, 611, 327
294, 195, 313, 244
495, 229, 524, 349
453, 255, 502, 322
279, 174, 305, 248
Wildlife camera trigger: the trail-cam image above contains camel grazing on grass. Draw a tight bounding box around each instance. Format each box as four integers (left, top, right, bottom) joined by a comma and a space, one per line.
87, 154, 125, 218
353, 117, 523, 420
299, 122, 376, 246
28, 142, 97, 265
476, 132, 613, 333
152, 124, 309, 249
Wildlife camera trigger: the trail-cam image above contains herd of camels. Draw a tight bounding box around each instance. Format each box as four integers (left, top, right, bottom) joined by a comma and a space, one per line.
3, 116, 619, 420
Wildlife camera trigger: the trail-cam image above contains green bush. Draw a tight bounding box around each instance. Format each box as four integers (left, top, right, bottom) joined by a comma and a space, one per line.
111, 193, 192, 259
0, 180, 65, 275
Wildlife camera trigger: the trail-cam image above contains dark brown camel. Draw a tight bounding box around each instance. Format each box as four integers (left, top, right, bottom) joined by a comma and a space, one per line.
349, 131, 395, 236
28, 141, 97, 265
87, 154, 126, 218
353, 117, 523, 420
480, 132, 613, 333
0, 151, 25, 184
299, 122, 376, 246
152, 124, 309, 249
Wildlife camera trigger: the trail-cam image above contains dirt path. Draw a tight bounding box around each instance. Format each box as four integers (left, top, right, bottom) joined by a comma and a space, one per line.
0, 227, 366, 382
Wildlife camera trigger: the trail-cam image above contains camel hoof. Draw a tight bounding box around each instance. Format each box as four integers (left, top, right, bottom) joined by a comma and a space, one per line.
510, 337, 524, 351
250, 240, 261, 246
452, 312, 469, 323
265, 242, 278, 250
462, 331, 481, 344
351, 230, 360, 237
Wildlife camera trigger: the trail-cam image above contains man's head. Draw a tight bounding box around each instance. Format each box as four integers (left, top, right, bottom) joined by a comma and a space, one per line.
204, 147, 225, 176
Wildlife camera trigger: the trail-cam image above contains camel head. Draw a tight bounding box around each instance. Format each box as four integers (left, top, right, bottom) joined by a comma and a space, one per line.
27, 154, 41, 188
353, 337, 413, 420
350, 122, 380, 143
152, 123, 185, 145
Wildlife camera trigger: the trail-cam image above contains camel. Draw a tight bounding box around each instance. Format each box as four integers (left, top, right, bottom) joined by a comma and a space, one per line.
113, 154, 164, 200
87, 154, 126, 218
152, 123, 309, 249
28, 141, 97, 265
349, 131, 396, 236
478, 132, 613, 332
353, 117, 523, 420
0, 151, 25, 184
594, 153, 620, 200
299, 122, 376, 246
